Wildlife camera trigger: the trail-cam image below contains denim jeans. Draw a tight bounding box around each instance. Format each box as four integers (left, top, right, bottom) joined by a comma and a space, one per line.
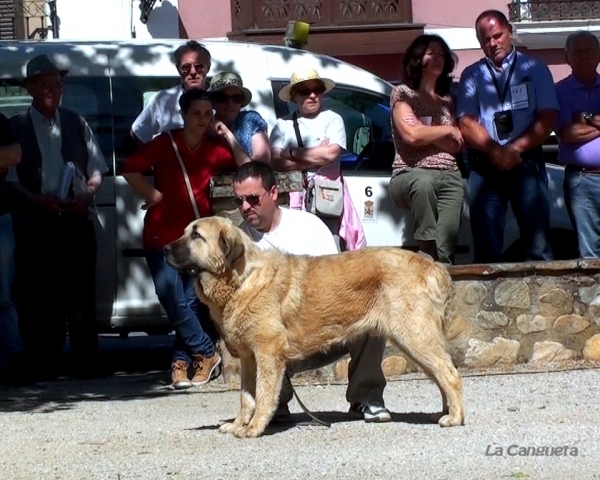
564, 168, 600, 258
468, 159, 553, 263
0, 213, 22, 369
145, 248, 216, 364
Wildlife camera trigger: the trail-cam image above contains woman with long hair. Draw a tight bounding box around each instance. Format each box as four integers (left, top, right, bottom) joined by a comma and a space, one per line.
388, 34, 465, 264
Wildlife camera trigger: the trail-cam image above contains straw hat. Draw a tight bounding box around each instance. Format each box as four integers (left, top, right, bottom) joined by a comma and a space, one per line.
278, 68, 335, 102
208, 72, 252, 107
25, 54, 69, 80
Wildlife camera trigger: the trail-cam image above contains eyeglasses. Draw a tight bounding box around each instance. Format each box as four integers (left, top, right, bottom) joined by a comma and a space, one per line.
293, 84, 326, 97
211, 91, 245, 104
232, 191, 268, 207
180, 63, 206, 75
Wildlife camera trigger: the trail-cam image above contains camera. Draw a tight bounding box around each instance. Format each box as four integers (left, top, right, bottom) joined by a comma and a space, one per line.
493, 110, 513, 139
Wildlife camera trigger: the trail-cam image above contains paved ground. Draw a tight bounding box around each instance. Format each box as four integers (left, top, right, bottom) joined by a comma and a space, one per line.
1, 365, 599, 480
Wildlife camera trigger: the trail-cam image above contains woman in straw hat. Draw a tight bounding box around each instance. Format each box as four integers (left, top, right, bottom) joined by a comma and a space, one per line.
270, 67, 365, 250
208, 72, 270, 162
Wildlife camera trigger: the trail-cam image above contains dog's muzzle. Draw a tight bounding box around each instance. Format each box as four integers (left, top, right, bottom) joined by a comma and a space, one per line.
164, 243, 200, 276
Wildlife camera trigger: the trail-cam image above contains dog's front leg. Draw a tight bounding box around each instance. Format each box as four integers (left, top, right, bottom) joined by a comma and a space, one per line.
219, 354, 257, 435
234, 352, 285, 439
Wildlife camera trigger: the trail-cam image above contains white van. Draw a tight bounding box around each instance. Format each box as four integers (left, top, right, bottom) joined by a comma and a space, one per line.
0, 39, 577, 338
0, 39, 397, 337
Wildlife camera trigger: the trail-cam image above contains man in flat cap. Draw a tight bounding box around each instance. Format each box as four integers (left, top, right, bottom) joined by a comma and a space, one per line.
7, 54, 108, 379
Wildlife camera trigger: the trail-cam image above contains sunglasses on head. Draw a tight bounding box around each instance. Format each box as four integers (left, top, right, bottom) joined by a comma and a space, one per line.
211, 91, 245, 104
180, 62, 206, 75
294, 84, 326, 96
232, 191, 267, 207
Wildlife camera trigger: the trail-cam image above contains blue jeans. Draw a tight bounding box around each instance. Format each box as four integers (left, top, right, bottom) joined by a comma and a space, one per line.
0, 213, 22, 369
564, 168, 600, 258
145, 248, 216, 364
468, 159, 553, 263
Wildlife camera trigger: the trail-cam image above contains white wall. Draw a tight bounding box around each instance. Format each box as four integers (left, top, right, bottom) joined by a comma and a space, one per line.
50, 0, 180, 40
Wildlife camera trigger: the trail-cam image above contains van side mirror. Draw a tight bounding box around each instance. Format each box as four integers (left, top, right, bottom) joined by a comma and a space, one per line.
353, 126, 371, 155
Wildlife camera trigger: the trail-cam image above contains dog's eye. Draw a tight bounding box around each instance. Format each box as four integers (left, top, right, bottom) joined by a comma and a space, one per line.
191, 231, 201, 240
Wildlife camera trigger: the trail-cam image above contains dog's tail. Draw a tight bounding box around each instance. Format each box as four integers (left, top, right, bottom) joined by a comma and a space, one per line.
424, 261, 456, 338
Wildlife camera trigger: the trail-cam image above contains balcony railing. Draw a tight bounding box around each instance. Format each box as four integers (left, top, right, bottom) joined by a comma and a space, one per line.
231, 0, 413, 32
509, 0, 600, 22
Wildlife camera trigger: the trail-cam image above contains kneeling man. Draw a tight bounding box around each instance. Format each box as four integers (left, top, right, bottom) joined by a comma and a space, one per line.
231, 161, 390, 422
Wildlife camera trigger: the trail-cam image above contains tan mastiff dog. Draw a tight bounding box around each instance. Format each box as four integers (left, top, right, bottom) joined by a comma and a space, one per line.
165, 216, 465, 438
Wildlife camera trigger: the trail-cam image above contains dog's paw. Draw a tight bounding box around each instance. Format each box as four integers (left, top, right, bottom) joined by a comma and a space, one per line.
233, 425, 263, 439
438, 413, 465, 427
218, 422, 238, 434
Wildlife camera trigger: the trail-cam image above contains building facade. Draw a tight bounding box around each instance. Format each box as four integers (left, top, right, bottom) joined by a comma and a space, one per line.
1, 0, 599, 82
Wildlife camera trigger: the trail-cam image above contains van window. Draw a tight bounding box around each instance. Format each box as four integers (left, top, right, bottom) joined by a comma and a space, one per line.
111, 77, 180, 169
0, 78, 114, 175
272, 81, 394, 173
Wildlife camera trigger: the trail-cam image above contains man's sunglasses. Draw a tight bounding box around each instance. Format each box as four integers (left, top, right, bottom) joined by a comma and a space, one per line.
293, 84, 326, 96
233, 191, 267, 207
180, 63, 206, 75
211, 91, 245, 104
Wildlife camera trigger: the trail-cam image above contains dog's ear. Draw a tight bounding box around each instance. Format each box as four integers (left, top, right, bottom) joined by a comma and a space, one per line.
219, 224, 244, 268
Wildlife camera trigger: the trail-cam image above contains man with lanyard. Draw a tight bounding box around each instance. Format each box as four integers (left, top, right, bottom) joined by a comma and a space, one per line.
131, 40, 211, 145
555, 31, 600, 258
456, 9, 559, 263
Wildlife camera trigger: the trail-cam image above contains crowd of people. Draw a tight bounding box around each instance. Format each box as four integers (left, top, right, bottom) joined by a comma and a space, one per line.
1, 10, 599, 428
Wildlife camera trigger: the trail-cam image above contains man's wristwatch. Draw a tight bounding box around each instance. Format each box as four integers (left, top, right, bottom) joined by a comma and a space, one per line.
582, 111, 594, 124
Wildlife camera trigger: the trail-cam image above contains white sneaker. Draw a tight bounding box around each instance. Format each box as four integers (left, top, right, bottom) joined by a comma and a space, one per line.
349, 402, 392, 423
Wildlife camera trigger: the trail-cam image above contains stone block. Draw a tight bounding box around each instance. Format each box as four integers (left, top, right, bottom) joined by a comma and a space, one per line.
476, 311, 509, 329
382, 355, 407, 377
494, 280, 530, 308
530, 341, 575, 363
333, 358, 350, 380
539, 288, 573, 317
464, 337, 520, 368
553, 314, 590, 334
578, 284, 600, 304
461, 282, 488, 306
583, 334, 600, 361
516, 314, 551, 334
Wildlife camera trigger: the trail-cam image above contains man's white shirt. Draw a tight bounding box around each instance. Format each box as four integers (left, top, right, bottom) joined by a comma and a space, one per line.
131, 85, 185, 143
243, 207, 338, 256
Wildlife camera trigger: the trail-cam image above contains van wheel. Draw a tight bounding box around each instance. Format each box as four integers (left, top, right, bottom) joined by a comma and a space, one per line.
501, 229, 579, 262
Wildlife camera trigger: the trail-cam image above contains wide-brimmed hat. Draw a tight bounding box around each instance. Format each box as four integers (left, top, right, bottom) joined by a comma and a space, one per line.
278, 68, 335, 102
25, 54, 69, 81
208, 72, 252, 107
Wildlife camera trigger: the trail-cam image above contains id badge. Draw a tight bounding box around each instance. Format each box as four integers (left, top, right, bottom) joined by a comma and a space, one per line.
510, 83, 529, 110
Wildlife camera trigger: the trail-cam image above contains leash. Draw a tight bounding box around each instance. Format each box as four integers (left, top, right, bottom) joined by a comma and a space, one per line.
285, 373, 331, 428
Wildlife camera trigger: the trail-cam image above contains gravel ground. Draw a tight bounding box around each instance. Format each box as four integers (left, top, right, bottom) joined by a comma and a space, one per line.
1, 367, 599, 480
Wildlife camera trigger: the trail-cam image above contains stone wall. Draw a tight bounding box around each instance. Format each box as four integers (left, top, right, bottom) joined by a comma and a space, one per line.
220, 259, 600, 387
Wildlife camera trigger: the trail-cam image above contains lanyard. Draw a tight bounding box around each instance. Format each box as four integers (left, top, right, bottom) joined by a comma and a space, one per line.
485, 53, 518, 105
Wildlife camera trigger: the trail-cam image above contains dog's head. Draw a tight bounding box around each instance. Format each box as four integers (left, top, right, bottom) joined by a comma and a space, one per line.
165, 216, 247, 276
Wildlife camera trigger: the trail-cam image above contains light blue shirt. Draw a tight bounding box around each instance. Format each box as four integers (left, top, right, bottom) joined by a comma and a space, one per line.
456, 48, 559, 145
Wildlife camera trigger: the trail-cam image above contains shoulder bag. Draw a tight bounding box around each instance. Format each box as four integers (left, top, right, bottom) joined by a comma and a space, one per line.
168, 131, 201, 219
292, 112, 344, 218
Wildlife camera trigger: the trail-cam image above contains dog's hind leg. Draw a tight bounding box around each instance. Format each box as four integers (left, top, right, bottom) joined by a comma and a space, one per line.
234, 351, 286, 439
219, 355, 257, 435
387, 323, 465, 427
